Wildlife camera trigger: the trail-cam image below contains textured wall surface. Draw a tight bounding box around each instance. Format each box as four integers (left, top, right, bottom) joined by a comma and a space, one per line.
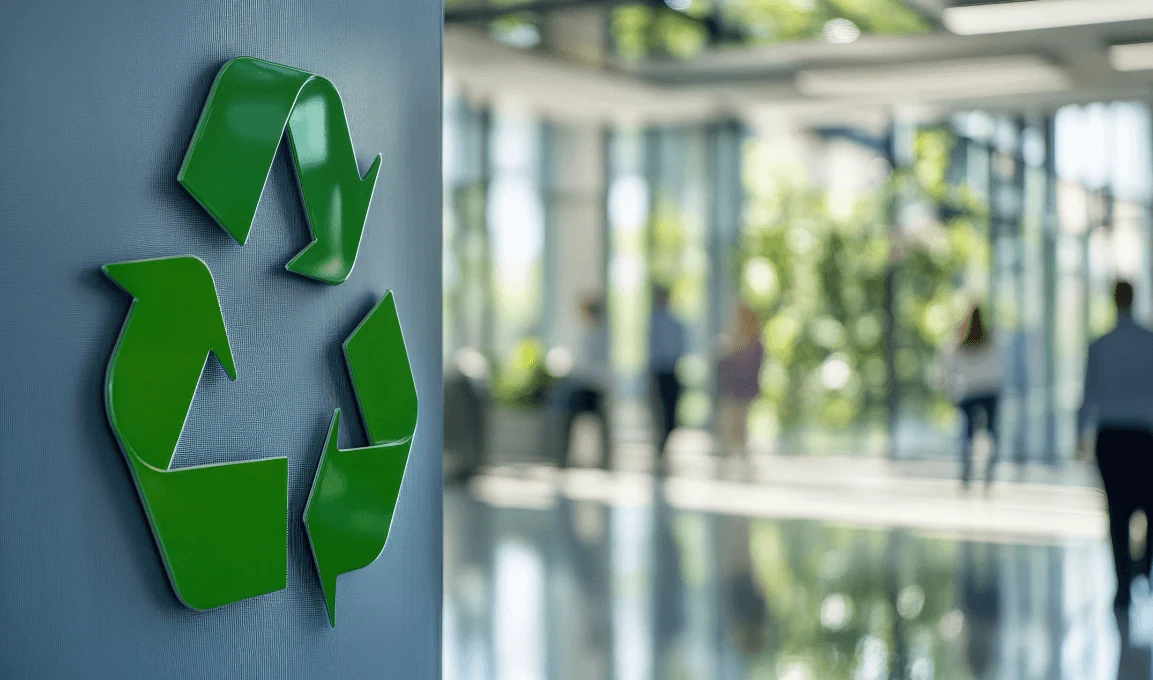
0, 1, 442, 678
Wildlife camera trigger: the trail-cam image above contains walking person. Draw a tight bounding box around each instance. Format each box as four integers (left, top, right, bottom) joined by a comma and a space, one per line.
716, 303, 764, 475
650, 484, 686, 678
1079, 281, 1153, 609
649, 285, 688, 471
944, 305, 1002, 488
957, 541, 1000, 679
551, 295, 612, 468
718, 516, 768, 670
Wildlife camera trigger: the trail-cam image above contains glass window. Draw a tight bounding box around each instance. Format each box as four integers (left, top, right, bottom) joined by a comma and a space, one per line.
488, 109, 549, 405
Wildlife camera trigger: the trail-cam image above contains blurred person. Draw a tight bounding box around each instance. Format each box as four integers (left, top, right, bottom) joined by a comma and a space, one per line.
944, 305, 1002, 489
1078, 281, 1153, 610
716, 303, 764, 469
555, 497, 613, 677
957, 542, 1000, 679
1116, 609, 1151, 680
650, 484, 685, 679
552, 295, 611, 468
649, 285, 688, 470
718, 516, 768, 668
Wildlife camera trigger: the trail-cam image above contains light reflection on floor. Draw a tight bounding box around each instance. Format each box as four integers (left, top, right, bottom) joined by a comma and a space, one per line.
445, 469, 1153, 680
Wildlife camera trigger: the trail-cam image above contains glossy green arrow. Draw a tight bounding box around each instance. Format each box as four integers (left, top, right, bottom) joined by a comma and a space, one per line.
178, 57, 381, 285
304, 292, 418, 626
103, 256, 288, 610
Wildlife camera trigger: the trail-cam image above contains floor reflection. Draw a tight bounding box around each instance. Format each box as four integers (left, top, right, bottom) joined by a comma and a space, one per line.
445, 475, 1149, 680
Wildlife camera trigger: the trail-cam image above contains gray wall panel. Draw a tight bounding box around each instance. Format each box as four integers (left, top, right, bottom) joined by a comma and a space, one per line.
0, 1, 442, 678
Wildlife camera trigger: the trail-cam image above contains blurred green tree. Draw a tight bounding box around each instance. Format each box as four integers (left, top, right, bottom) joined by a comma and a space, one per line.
737, 128, 989, 446
610, 0, 929, 60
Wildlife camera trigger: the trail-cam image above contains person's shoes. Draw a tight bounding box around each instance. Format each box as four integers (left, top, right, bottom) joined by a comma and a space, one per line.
1114, 604, 1131, 638
1115, 592, 1132, 611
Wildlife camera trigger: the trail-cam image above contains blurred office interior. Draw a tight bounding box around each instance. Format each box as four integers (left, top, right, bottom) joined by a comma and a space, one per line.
440, 1, 1153, 677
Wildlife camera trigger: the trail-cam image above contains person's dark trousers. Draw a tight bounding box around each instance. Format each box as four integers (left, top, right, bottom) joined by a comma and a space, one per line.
1097, 427, 1153, 608
652, 371, 682, 462
558, 386, 611, 469
959, 394, 999, 487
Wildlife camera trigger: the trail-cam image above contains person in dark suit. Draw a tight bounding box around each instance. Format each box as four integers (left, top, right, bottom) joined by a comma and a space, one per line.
1079, 281, 1153, 609
648, 285, 687, 469
1116, 608, 1151, 680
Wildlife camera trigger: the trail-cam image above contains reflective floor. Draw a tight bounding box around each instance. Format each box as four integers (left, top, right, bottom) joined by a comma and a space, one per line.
444, 459, 1153, 680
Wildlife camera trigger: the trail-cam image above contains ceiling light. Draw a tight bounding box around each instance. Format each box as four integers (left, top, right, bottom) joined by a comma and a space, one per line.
824, 18, 861, 45
1110, 42, 1153, 72
796, 56, 1069, 99
943, 0, 1153, 36
492, 23, 540, 50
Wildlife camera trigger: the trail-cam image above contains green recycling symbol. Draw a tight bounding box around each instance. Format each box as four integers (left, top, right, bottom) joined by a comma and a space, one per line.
102, 57, 417, 626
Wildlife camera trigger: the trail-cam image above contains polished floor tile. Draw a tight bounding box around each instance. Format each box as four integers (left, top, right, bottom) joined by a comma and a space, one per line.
445, 467, 1153, 680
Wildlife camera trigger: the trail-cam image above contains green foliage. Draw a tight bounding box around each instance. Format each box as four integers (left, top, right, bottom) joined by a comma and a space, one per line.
610, 0, 931, 59
739, 142, 889, 431
724, 0, 829, 44
612, 5, 709, 60
822, 0, 928, 35
892, 128, 989, 424
721, 0, 928, 47
611, 5, 655, 60
491, 336, 552, 408
741, 519, 971, 678
738, 129, 989, 434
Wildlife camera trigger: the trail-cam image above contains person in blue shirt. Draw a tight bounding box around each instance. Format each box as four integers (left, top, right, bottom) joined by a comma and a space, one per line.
1079, 281, 1153, 609
649, 285, 687, 468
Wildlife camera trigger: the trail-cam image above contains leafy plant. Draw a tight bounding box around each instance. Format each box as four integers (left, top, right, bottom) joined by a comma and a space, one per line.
490, 336, 553, 408
737, 129, 989, 440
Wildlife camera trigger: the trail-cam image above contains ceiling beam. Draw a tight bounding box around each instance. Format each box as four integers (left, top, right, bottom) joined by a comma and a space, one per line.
446, 0, 655, 24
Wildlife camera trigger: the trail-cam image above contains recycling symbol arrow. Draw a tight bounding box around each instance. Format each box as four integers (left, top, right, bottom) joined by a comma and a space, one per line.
102, 57, 416, 626
178, 56, 381, 285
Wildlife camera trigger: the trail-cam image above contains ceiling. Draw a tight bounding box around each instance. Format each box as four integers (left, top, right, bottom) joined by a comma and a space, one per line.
444, 1, 1153, 128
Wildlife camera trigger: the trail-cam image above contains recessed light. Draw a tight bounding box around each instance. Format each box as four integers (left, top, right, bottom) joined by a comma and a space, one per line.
1109, 42, 1153, 72
944, 0, 1153, 36
824, 18, 861, 45
796, 56, 1069, 98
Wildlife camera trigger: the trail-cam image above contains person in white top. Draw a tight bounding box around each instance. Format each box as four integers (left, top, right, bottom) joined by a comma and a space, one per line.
553, 295, 611, 469
1079, 281, 1153, 609
944, 305, 1002, 488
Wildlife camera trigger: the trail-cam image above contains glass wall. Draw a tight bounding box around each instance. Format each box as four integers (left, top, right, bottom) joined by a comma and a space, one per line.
488, 109, 549, 403
607, 125, 713, 428
446, 86, 1153, 463
738, 131, 890, 454
1050, 102, 1153, 460
728, 104, 1153, 461
607, 127, 651, 402
443, 94, 558, 407
648, 127, 712, 429
735, 123, 991, 457
444, 92, 490, 362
